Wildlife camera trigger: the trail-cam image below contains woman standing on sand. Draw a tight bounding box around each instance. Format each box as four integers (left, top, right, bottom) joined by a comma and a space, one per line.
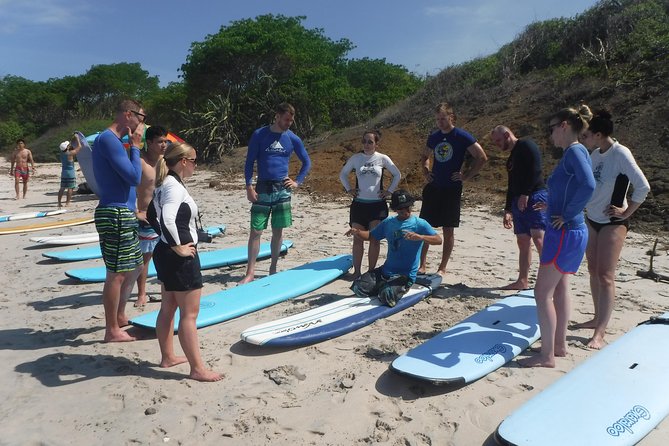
518, 106, 596, 368
339, 130, 401, 279
574, 109, 650, 349
150, 142, 222, 382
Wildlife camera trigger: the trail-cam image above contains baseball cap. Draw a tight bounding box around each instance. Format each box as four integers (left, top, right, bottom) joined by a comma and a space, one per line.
390, 189, 415, 210
59, 141, 70, 151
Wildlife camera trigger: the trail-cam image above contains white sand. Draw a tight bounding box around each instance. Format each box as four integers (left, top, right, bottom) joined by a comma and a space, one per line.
0, 163, 667, 445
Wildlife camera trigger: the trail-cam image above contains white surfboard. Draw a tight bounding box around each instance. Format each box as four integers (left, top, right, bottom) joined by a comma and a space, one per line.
390, 290, 539, 385
0, 209, 67, 223
30, 232, 100, 246
495, 312, 669, 446
77, 131, 100, 196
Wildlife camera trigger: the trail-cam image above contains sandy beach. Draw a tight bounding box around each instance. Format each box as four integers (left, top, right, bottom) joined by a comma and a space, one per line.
1, 163, 667, 445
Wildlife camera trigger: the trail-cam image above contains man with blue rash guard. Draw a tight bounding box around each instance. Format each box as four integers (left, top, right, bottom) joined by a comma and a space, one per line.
239, 102, 311, 284
93, 99, 145, 342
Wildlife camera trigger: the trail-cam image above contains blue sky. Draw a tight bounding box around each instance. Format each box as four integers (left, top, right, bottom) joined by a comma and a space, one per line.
0, 0, 600, 86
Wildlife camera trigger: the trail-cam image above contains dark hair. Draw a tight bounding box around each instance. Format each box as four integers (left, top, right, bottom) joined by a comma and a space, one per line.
362, 129, 381, 143
16, 138, 25, 144
276, 102, 295, 115
551, 105, 591, 133
587, 109, 614, 136
145, 125, 168, 142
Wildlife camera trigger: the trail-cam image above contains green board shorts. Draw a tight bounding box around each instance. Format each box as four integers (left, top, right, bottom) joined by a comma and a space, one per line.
95, 206, 143, 273
250, 180, 292, 230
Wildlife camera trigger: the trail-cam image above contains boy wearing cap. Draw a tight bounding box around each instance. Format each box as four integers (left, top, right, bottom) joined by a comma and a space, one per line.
346, 190, 442, 306
58, 136, 81, 208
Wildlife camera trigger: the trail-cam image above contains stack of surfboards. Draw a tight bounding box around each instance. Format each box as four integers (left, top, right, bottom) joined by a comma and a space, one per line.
0, 210, 93, 235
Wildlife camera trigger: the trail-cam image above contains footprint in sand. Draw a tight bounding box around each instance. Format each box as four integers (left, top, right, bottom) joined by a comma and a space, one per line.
264, 365, 306, 385
480, 395, 495, 407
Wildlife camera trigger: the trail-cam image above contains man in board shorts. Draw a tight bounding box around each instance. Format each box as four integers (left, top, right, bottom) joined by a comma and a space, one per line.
93, 99, 145, 342
239, 102, 311, 284
491, 125, 547, 290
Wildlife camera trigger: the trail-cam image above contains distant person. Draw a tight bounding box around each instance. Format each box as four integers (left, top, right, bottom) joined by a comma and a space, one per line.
93, 99, 145, 342
150, 141, 222, 382
574, 109, 650, 349
239, 102, 311, 284
419, 102, 488, 278
346, 190, 442, 306
339, 129, 401, 279
9, 139, 36, 200
134, 125, 169, 307
491, 125, 547, 290
518, 106, 595, 368
58, 136, 82, 208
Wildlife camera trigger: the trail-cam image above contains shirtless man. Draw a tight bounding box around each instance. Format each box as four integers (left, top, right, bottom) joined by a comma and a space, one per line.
135, 125, 169, 307
9, 139, 36, 200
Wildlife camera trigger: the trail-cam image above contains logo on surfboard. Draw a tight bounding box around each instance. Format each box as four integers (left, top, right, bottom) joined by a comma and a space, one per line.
606, 405, 651, 437
474, 344, 507, 363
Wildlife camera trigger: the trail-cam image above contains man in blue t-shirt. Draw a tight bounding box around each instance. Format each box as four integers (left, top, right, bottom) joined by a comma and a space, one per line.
346, 190, 442, 306
239, 103, 311, 284
419, 102, 487, 278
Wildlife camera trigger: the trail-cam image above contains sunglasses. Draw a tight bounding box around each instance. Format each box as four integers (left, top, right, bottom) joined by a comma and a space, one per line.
130, 110, 146, 122
184, 157, 197, 165
548, 121, 563, 134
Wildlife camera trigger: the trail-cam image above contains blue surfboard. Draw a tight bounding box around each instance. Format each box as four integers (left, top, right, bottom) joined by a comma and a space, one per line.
130, 254, 352, 331
390, 290, 539, 385
241, 274, 441, 347
496, 312, 669, 446
76, 131, 100, 196
0, 209, 67, 223
65, 239, 292, 282
44, 225, 225, 261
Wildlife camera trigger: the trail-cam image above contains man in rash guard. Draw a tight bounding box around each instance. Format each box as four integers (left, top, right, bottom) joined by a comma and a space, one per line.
93, 99, 145, 342
238, 102, 311, 284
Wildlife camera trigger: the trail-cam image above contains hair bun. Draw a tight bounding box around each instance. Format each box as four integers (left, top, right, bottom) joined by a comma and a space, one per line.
578, 104, 593, 121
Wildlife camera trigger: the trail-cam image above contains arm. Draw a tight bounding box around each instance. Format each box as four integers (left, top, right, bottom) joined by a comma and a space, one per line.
382, 155, 402, 197
345, 227, 373, 241
609, 145, 651, 220
339, 155, 356, 196
9, 151, 15, 175
27, 150, 36, 171
244, 133, 260, 202
159, 179, 195, 257
421, 146, 433, 182
461, 142, 487, 181
292, 135, 311, 186
403, 231, 442, 245
561, 148, 596, 222
135, 159, 154, 222
70, 134, 82, 156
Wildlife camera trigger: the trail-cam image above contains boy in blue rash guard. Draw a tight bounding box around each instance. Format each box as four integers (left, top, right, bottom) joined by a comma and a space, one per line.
346, 190, 442, 307
239, 102, 311, 284
92, 99, 145, 343
518, 106, 595, 369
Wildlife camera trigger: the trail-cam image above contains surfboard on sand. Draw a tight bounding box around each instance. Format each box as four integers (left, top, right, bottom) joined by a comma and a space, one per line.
130, 254, 352, 331
30, 232, 100, 246
390, 290, 539, 385
43, 225, 225, 261
0, 209, 67, 223
76, 131, 100, 196
0, 216, 94, 235
241, 274, 442, 347
495, 312, 669, 446
65, 239, 292, 282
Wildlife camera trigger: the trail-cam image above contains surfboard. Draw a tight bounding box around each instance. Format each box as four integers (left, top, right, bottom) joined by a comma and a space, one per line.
241, 274, 442, 347
390, 290, 539, 385
30, 232, 100, 246
65, 239, 292, 282
495, 312, 669, 446
43, 225, 225, 261
0, 209, 67, 223
77, 131, 100, 196
0, 216, 94, 235
130, 254, 352, 331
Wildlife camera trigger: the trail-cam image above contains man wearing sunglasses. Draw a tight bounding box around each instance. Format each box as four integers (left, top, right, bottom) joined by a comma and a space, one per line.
92, 99, 145, 342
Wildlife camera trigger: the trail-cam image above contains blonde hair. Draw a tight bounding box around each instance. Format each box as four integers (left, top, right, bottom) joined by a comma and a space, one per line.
551, 105, 592, 133
155, 141, 195, 187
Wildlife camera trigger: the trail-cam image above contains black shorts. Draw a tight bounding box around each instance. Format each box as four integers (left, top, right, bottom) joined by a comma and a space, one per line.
350, 200, 389, 229
586, 217, 630, 233
153, 241, 203, 292
419, 182, 462, 228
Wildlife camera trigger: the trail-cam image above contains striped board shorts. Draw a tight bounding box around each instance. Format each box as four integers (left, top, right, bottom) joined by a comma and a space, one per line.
94, 206, 143, 273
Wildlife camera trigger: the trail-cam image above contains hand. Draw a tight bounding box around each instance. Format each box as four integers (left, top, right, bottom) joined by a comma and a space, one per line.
136, 210, 148, 224
551, 215, 565, 229
423, 167, 434, 182
605, 205, 625, 219
172, 243, 196, 258
345, 227, 359, 237
378, 189, 390, 199
517, 195, 529, 212
403, 231, 423, 241
246, 186, 258, 203
533, 201, 547, 212
503, 212, 513, 229
129, 123, 145, 148
283, 177, 298, 189
451, 171, 464, 182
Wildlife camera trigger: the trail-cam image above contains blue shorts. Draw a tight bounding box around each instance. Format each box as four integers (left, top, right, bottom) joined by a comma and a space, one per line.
138, 221, 159, 254
540, 224, 588, 274
250, 181, 292, 230
512, 190, 548, 235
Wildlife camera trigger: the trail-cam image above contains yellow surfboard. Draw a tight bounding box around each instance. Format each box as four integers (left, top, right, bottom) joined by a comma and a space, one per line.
0, 216, 94, 235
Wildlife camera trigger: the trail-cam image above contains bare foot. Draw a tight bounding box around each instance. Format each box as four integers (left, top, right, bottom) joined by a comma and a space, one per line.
571, 319, 597, 330
118, 317, 130, 327
554, 347, 567, 357
417, 267, 427, 275
586, 336, 606, 350
104, 330, 136, 343
436, 268, 447, 278
190, 369, 224, 382
160, 355, 189, 368
517, 354, 555, 368
343, 272, 361, 281
237, 275, 255, 285
134, 295, 148, 307
501, 280, 529, 290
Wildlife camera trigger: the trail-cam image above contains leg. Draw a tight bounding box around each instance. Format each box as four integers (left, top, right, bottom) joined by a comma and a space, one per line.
22, 176, 28, 198
367, 219, 382, 273
574, 223, 600, 329
65, 188, 73, 207
437, 227, 454, 276
517, 264, 564, 368
135, 251, 154, 307
350, 223, 365, 279
553, 274, 571, 356
58, 187, 65, 208
587, 225, 627, 349
117, 266, 142, 327
155, 286, 188, 367
418, 243, 429, 274
502, 234, 532, 290
14, 176, 20, 200
269, 226, 283, 275
530, 228, 544, 256
102, 271, 136, 342
239, 229, 263, 284
175, 289, 223, 382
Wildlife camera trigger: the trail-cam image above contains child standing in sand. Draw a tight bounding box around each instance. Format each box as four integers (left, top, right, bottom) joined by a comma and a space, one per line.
58, 136, 81, 208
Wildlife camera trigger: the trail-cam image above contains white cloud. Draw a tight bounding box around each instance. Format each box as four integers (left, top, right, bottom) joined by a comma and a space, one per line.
0, 0, 92, 34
